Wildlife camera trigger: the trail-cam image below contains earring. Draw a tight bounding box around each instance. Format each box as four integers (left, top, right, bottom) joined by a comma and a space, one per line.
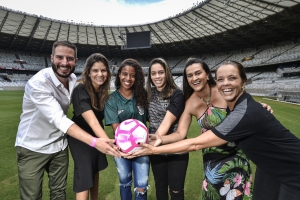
207, 77, 209, 80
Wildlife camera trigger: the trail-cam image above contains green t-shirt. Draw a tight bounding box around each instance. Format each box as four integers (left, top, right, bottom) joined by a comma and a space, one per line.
104, 90, 148, 126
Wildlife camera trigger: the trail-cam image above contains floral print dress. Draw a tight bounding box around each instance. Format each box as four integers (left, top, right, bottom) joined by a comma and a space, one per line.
197, 106, 252, 200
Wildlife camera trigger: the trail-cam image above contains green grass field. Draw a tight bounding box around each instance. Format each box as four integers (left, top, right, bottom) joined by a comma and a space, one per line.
0, 90, 299, 199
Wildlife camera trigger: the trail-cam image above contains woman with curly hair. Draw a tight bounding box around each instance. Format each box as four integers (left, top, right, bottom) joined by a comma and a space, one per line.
68, 53, 112, 200
104, 58, 149, 200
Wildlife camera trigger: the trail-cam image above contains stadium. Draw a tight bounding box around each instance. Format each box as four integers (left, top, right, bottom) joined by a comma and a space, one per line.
0, 0, 300, 102
0, 0, 300, 199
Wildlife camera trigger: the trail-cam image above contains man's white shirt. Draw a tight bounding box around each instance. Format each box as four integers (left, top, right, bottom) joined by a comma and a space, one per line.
15, 67, 76, 154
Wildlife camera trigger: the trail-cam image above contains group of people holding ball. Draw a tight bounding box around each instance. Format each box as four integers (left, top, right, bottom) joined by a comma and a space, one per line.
16, 40, 300, 200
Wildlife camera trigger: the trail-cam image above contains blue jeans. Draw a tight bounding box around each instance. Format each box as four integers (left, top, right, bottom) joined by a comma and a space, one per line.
114, 156, 150, 200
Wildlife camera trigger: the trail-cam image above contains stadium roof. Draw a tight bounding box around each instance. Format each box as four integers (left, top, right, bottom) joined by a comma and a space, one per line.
0, 0, 299, 58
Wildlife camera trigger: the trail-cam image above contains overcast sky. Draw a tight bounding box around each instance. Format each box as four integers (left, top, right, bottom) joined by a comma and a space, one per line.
0, 0, 200, 25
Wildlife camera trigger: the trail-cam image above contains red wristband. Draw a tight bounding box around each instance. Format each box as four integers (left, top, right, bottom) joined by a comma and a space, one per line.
91, 137, 98, 147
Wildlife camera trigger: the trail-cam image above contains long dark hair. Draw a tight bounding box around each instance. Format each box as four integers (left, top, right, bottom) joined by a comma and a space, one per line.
115, 58, 148, 108
183, 58, 216, 101
146, 58, 179, 101
81, 53, 111, 111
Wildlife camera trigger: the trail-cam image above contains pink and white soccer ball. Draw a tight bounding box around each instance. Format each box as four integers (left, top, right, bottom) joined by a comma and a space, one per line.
115, 119, 149, 154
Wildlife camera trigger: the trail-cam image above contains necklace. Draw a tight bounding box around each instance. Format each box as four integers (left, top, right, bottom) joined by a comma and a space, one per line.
196, 87, 212, 106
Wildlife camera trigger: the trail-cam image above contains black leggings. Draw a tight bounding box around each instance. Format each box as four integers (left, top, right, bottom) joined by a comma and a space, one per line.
150, 153, 189, 200
253, 167, 300, 200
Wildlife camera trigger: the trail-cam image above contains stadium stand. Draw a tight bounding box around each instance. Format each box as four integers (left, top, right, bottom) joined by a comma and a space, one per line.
0, 0, 299, 103
19, 55, 47, 70
74, 58, 87, 73
0, 52, 22, 69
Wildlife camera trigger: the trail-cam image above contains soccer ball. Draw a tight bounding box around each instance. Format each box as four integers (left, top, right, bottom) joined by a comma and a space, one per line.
115, 119, 149, 154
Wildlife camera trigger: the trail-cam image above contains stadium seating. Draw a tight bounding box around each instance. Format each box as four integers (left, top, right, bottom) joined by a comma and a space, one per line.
0, 52, 22, 69
19, 55, 46, 70
1, 42, 299, 104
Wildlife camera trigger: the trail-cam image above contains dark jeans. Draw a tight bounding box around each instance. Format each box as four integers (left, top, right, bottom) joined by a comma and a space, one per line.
150, 153, 189, 200
253, 167, 300, 200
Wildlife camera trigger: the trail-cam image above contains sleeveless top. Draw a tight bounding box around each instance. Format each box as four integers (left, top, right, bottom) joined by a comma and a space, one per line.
197, 106, 227, 133
197, 106, 252, 200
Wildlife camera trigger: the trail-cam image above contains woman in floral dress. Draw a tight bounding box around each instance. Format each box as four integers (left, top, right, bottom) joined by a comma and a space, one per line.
182, 58, 252, 200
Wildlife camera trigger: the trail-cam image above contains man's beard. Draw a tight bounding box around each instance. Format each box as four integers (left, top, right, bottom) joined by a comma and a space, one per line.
52, 63, 75, 78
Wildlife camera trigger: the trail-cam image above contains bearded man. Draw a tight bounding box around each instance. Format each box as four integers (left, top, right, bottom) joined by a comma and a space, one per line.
15, 41, 120, 200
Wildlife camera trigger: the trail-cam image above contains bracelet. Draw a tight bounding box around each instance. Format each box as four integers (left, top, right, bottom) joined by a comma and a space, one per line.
91, 137, 98, 147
